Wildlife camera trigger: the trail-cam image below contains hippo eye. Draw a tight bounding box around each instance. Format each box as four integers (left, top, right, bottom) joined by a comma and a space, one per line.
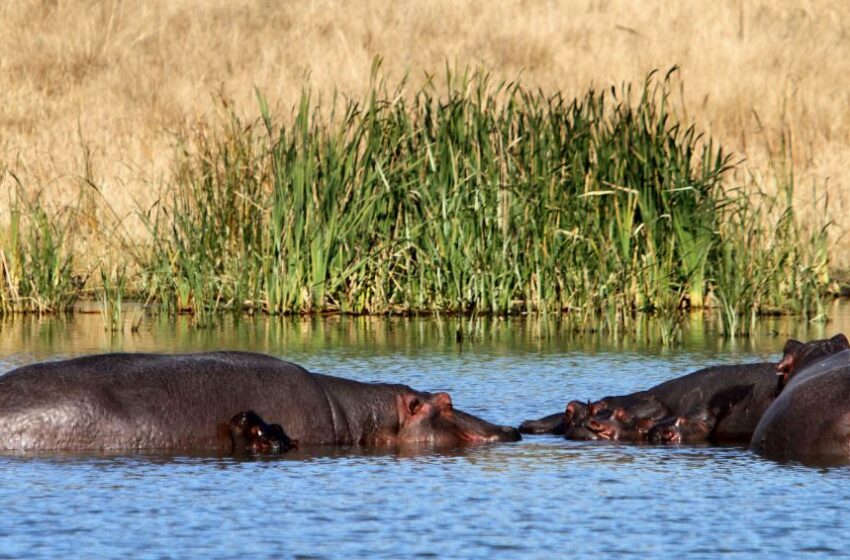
408, 398, 422, 415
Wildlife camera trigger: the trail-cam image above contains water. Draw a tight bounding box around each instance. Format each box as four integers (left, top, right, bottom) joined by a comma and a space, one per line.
2, 304, 850, 558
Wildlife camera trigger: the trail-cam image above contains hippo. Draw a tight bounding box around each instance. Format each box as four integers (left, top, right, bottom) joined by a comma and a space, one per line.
0, 352, 520, 451
520, 362, 781, 443
775, 334, 850, 388
229, 410, 298, 454
518, 411, 568, 435
646, 364, 784, 443
751, 334, 850, 463
582, 393, 670, 441
647, 409, 715, 444
585, 407, 659, 442
517, 400, 600, 439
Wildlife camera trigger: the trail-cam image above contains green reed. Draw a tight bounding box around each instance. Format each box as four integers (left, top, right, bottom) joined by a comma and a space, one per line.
0, 67, 831, 340
136, 66, 830, 331
98, 262, 126, 332
0, 180, 80, 315
709, 133, 831, 338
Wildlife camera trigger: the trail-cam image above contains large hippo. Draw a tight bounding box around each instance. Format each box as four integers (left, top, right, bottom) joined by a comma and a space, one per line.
751, 334, 850, 462
0, 352, 520, 451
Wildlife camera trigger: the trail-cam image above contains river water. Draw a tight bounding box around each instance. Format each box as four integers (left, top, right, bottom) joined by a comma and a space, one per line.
2, 304, 850, 558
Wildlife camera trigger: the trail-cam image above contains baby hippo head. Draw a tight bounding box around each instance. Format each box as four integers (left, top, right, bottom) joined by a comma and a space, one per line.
585, 407, 656, 442
648, 411, 713, 445
229, 410, 298, 454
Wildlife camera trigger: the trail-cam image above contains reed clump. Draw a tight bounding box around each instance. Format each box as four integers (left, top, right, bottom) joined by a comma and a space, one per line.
0, 180, 81, 315
138, 68, 830, 330
0, 68, 832, 339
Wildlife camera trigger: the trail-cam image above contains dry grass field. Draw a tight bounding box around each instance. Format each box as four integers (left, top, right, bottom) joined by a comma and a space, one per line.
1, 0, 849, 266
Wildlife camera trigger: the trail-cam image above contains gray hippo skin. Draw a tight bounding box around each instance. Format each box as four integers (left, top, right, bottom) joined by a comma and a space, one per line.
647, 363, 781, 443
0, 352, 520, 451
751, 334, 850, 462
520, 363, 781, 443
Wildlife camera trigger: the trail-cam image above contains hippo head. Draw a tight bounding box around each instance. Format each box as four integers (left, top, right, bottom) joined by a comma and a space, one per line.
648, 412, 713, 444
776, 334, 850, 387
565, 400, 590, 428
229, 410, 298, 454
395, 392, 520, 445
585, 407, 656, 442
561, 400, 603, 439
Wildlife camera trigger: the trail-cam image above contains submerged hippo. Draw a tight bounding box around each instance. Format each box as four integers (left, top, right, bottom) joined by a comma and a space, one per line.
229, 410, 298, 454
751, 334, 850, 462
582, 393, 670, 441
647, 409, 715, 444
0, 352, 520, 451
517, 400, 601, 439
520, 362, 781, 443
646, 363, 782, 443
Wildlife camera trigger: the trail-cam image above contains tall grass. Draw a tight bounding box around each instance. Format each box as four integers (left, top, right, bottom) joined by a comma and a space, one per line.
0, 177, 81, 315
138, 67, 830, 333
1, 68, 833, 340
710, 135, 831, 338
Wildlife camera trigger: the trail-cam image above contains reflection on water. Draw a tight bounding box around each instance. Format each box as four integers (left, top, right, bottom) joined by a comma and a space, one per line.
2, 302, 850, 558
3, 298, 849, 363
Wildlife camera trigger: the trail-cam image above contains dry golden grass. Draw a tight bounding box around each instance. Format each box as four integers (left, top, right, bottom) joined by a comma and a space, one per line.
1, 0, 849, 265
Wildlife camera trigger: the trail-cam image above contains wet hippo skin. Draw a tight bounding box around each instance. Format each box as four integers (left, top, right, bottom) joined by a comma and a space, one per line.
0, 352, 520, 451
520, 362, 780, 443
751, 335, 850, 462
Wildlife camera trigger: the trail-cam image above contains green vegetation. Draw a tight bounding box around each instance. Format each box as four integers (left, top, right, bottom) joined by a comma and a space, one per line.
0, 67, 834, 339
0, 185, 80, 315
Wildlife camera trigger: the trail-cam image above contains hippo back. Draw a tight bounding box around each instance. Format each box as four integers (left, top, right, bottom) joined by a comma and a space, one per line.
647, 363, 779, 442
0, 352, 337, 451
751, 354, 850, 461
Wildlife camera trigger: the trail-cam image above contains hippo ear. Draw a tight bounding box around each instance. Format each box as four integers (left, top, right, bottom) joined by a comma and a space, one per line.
782, 339, 803, 356
776, 352, 795, 375
397, 394, 423, 421
831, 334, 850, 349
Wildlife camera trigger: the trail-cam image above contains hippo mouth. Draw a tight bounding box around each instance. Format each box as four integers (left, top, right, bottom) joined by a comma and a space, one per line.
456, 425, 522, 444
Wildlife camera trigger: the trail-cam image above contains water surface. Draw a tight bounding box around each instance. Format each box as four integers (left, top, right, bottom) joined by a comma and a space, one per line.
2, 305, 850, 558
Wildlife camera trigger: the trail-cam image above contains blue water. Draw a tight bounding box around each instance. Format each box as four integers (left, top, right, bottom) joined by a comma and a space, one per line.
1, 312, 848, 558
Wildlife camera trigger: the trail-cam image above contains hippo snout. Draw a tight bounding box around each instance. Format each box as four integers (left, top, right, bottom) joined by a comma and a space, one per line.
480, 425, 522, 443
498, 426, 522, 442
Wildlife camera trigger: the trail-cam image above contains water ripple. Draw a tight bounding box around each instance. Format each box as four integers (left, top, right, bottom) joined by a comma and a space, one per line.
2, 315, 850, 558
